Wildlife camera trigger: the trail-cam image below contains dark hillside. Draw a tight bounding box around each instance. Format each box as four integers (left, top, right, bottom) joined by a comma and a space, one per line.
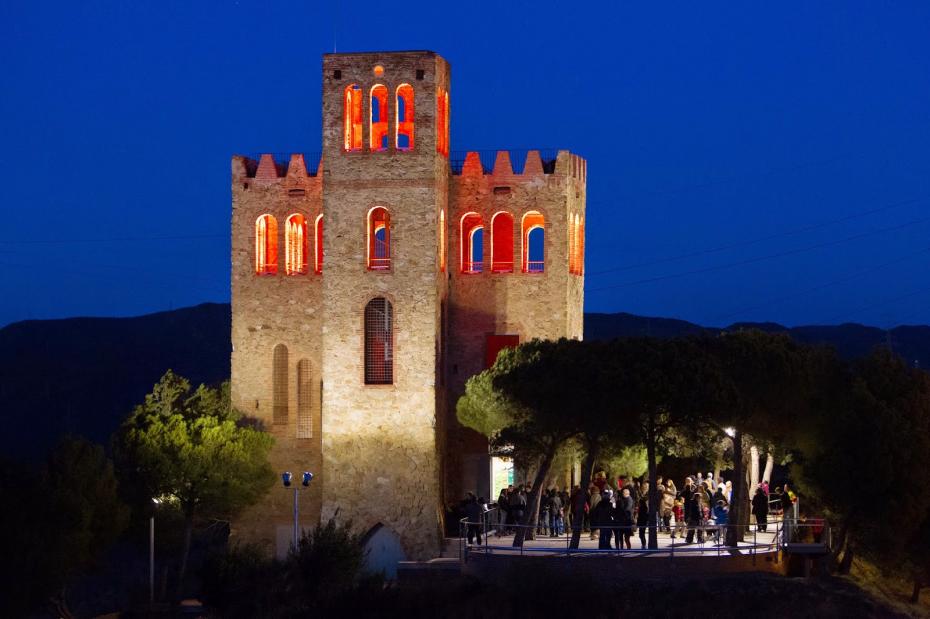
2, 304, 927, 460
0, 303, 230, 459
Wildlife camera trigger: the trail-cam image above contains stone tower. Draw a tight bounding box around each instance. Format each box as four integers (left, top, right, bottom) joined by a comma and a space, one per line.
230, 50, 585, 562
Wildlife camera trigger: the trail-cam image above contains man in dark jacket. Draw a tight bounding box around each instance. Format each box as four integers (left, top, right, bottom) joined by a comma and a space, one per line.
616, 488, 635, 549
591, 490, 614, 549
636, 494, 650, 548
463, 493, 484, 545
752, 487, 769, 532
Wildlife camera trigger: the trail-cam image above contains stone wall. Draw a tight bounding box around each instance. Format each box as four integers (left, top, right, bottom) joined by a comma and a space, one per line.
318, 52, 449, 560
230, 154, 324, 555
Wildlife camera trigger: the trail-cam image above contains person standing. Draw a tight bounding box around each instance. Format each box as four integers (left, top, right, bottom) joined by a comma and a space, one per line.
636, 493, 650, 548
685, 490, 705, 544
549, 489, 563, 537
463, 493, 484, 545
616, 487, 635, 549
752, 487, 769, 532
591, 490, 614, 549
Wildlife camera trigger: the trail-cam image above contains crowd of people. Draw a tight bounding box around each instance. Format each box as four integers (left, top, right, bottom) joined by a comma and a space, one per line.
459, 471, 799, 549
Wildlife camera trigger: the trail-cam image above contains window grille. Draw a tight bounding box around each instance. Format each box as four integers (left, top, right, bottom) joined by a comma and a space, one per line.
273, 344, 288, 424
365, 298, 394, 384
296, 359, 312, 438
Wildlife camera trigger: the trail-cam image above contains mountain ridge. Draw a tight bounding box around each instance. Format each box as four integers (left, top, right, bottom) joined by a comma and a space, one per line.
3, 303, 927, 459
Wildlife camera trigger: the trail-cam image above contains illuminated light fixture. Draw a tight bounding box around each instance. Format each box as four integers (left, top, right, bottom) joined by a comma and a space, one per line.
373, 64, 384, 76
302, 472, 314, 487
724, 427, 736, 438
282, 471, 293, 487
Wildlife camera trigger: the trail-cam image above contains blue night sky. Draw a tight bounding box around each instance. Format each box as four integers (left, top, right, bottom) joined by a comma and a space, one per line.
2, 1, 929, 329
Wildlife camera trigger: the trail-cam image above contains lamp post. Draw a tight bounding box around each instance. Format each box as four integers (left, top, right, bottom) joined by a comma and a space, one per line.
149, 497, 161, 606
282, 471, 313, 550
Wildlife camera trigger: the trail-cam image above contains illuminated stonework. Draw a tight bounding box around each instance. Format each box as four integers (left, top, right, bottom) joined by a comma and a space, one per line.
230, 51, 586, 561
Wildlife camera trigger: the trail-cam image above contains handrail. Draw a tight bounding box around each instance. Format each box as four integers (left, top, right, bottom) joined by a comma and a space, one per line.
457, 510, 820, 564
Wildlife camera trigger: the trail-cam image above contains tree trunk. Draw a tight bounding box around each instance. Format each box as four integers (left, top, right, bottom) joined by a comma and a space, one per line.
831, 518, 850, 568
514, 445, 557, 548
646, 416, 659, 549
839, 543, 854, 574
750, 445, 760, 490
762, 451, 774, 486
175, 509, 195, 600
713, 455, 722, 488
570, 441, 598, 549
912, 577, 922, 604
725, 430, 744, 547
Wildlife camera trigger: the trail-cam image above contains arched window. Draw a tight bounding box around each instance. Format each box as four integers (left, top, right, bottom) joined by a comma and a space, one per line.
364, 298, 393, 384
578, 217, 585, 275
255, 214, 278, 275
285, 214, 308, 275
460, 212, 484, 274
439, 209, 446, 272
296, 359, 311, 438
344, 84, 363, 151
315, 215, 324, 274
522, 211, 545, 273
567, 215, 574, 274
490, 212, 514, 273
370, 85, 388, 151
395, 84, 415, 151
367, 206, 391, 270
436, 87, 449, 156
273, 344, 288, 424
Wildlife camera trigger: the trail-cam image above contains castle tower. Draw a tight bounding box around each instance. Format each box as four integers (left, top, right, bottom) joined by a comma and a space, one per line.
229, 50, 584, 563
319, 51, 449, 560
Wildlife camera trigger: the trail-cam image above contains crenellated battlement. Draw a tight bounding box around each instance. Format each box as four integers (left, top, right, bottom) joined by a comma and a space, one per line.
232, 153, 324, 181
450, 149, 586, 182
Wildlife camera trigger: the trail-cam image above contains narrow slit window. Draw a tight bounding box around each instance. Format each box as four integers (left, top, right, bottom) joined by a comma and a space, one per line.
344, 84, 363, 151
285, 214, 308, 275
273, 344, 288, 424
255, 214, 278, 275
522, 211, 545, 273
364, 298, 394, 384
490, 212, 514, 273
315, 215, 324, 274
370, 84, 388, 151
439, 209, 446, 272
460, 212, 484, 273
367, 206, 391, 270
395, 84, 415, 151
436, 87, 450, 157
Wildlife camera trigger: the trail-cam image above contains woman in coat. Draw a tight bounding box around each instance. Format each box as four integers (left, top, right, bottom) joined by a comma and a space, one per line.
616, 487, 635, 549
591, 490, 614, 549
636, 494, 650, 548
752, 486, 769, 532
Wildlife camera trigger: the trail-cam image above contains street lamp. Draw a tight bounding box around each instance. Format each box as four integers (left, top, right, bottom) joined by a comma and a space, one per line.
282, 471, 313, 550
150, 497, 162, 606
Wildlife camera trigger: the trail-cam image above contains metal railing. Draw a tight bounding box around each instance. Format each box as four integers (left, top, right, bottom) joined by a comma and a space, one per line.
457, 508, 810, 563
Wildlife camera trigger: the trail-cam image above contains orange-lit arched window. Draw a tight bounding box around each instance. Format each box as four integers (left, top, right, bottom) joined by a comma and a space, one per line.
367, 207, 391, 270
461, 212, 483, 274
396, 84, 414, 151
285, 214, 308, 275
255, 214, 278, 275
344, 84, 363, 151
439, 209, 446, 272
364, 297, 393, 384
578, 217, 585, 275
315, 215, 324, 274
490, 212, 514, 273
436, 87, 449, 156
522, 211, 545, 273
370, 85, 388, 151
569, 213, 583, 275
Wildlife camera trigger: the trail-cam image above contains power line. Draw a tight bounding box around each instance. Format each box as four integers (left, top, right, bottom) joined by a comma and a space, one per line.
588, 217, 930, 293
587, 196, 930, 276
0, 233, 227, 245
710, 245, 930, 324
